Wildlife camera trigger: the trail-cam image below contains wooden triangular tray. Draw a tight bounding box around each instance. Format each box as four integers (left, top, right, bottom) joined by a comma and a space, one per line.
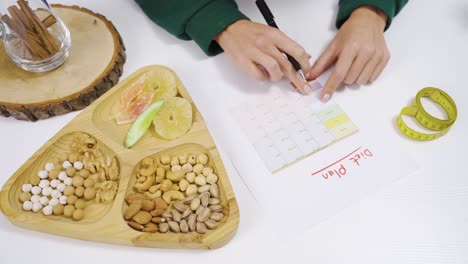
0, 65, 239, 249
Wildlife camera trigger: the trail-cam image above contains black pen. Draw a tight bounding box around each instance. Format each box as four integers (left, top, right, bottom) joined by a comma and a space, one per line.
255, 0, 307, 81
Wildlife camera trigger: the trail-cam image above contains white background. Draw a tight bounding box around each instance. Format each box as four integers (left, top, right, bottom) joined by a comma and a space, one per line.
0, 0, 467, 263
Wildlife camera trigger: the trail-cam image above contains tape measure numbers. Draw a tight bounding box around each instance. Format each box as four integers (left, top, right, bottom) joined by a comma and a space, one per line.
397, 87, 457, 141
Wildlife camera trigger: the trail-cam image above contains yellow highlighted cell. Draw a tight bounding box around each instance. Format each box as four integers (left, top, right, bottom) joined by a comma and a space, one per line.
323, 113, 350, 129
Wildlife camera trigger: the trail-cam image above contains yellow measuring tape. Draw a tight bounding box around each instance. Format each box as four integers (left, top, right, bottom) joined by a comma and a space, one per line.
397, 87, 457, 141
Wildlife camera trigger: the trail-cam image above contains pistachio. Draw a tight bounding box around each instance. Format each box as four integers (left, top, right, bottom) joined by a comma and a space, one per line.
188, 214, 196, 231
209, 184, 219, 198
210, 212, 224, 221
205, 219, 219, 229
208, 198, 220, 205
196, 205, 204, 215
159, 222, 169, 233
161, 211, 173, 221
171, 209, 181, 222
197, 207, 211, 222
196, 222, 207, 234
168, 221, 180, 233
173, 201, 186, 213
183, 195, 196, 204
180, 219, 189, 233
200, 192, 210, 207
181, 208, 192, 219
198, 185, 210, 194
209, 204, 223, 213
190, 197, 201, 211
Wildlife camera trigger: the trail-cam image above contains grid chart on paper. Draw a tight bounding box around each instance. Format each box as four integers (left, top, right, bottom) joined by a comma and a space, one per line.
232, 84, 358, 173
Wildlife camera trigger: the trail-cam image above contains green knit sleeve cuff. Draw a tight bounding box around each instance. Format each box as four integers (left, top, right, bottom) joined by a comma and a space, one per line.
185, 0, 248, 56
336, 0, 398, 31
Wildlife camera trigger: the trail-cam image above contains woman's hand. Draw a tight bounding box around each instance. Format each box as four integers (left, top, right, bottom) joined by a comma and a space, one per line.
308, 6, 390, 102
215, 20, 312, 94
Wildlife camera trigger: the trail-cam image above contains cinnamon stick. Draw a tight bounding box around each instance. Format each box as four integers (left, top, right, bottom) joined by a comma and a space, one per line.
41, 15, 56, 28
17, 0, 59, 55
8, 6, 31, 31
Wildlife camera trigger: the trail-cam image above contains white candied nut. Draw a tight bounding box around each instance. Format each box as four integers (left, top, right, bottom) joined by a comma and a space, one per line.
64, 177, 72, 186
62, 161, 72, 169
182, 163, 193, 172
31, 186, 42, 195
30, 195, 41, 203
39, 196, 49, 206
206, 173, 218, 184
38, 170, 48, 179
58, 171, 68, 181
195, 175, 207, 186
59, 195, 68, 205
23, 201, 33, 211
73, 161, 84, 171
22, 183, 33, 193
171, 165, 182, 172
41, 186, 52, 197
39, 179, 50, 188
51, 189, 61, 199
42, 205, 53, 216
44, 162, 55, 172
32, 202, 43, 213
57, 183, 66, 192
49, 198, 59, 206
50, 179, 60, 188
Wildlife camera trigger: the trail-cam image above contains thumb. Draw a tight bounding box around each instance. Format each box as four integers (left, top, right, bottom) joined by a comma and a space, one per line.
308, 43, 337, 80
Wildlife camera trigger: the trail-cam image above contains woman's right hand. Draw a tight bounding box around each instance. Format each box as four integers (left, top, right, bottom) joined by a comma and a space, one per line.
215, 20, 312, 95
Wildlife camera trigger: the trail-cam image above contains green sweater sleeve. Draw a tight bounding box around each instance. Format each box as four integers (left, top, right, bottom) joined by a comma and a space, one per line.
336, 0, 408, 30
135, 0, 248, 56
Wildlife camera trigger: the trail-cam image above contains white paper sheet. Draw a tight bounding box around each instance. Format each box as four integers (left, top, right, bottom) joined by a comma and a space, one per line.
180, 57, 419, 238
231, 81, 358, 173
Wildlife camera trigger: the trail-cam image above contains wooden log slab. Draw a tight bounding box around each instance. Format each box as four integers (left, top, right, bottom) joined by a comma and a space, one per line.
0, 5, 126, 121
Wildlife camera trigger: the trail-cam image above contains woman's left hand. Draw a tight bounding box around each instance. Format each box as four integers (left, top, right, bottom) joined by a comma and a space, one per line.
308, 6, 390, 102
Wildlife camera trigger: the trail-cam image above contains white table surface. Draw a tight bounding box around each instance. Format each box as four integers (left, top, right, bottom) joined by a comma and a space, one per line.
1, 0, 467, 263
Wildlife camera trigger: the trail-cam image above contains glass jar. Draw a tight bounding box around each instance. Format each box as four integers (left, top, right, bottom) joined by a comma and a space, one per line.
0, 0, 71, 72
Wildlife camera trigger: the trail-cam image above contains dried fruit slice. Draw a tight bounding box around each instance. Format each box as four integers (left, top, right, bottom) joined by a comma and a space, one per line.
124, 100, 165, 148
153, 97, 193, 140
145, 68, 178, 100
115, 92, 154, 125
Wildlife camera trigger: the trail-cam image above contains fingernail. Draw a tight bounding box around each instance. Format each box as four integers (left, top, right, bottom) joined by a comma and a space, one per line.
321, 93, 331, 103
304, 85, 312, 95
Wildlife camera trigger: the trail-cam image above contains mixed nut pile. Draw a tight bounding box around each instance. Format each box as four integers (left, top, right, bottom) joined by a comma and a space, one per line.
18, 133, 120, 220
124, 152, 225, 233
